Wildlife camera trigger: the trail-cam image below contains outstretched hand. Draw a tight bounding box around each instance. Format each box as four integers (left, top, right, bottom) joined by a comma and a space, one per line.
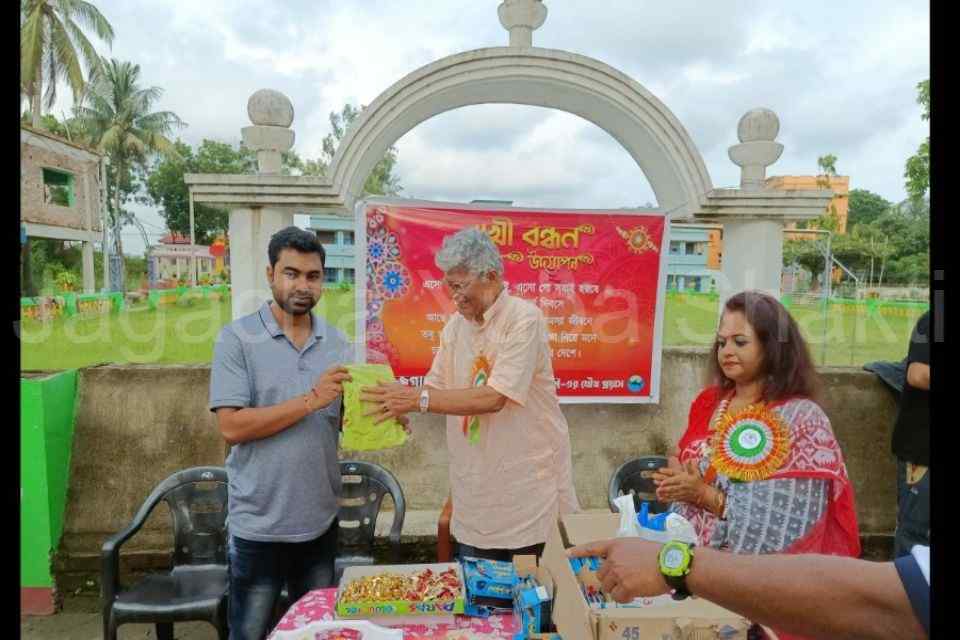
567, 538, 669, 602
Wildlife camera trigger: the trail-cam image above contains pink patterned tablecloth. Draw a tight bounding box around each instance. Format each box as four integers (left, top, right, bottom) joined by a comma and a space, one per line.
270, 588, 519, 640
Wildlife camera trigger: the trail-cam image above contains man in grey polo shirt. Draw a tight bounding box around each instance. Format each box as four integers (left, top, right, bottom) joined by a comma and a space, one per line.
209, 226, 352, 640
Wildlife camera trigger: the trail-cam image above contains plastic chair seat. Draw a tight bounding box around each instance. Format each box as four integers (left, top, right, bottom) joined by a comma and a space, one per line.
113, 566, 227, 619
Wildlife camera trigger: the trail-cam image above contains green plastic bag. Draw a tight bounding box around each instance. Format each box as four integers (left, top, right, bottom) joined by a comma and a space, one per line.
341, 364, 409, 451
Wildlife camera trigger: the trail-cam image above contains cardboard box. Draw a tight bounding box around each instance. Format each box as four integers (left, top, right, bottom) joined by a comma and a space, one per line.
512, 555, 561, 639
541, 513, 752, 640
335, 562, 465, 624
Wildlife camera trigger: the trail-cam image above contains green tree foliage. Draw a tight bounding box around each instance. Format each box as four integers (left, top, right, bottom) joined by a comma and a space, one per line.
904, 79, 930, 202
145, 140, 302, 244
20, 0, 114, 128
783, 237, 828, 290
816, 153, 838, 188
320, 103, 402, 196
76, 58, 185, 260
784, 196, 929, 288
20, 111, 76, 139
847, 189, 892, 230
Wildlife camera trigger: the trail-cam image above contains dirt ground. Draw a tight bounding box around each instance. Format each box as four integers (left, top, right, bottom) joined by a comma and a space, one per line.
21, 596, 221, 640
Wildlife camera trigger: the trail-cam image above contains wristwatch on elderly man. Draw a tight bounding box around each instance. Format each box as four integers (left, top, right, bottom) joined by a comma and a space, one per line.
658, 540, 695, 600
418, 387, 430, 413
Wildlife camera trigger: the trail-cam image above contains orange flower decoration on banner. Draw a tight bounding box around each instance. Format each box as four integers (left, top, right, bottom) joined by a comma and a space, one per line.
616, 226, 658, 255
709, 404, 791, 482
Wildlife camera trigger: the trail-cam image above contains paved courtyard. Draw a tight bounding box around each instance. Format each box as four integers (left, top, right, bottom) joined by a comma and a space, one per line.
22, 596, 218, 640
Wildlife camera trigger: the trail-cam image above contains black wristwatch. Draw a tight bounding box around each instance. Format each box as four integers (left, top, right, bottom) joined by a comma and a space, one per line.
658, 541, 695, 600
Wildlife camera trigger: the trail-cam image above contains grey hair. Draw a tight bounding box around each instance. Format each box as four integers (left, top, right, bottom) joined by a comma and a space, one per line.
435, 227, 504, 277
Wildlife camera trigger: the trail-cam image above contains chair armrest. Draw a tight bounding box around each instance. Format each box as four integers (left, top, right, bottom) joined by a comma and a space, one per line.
100, 502, 158, 606
437, 495, 453, 562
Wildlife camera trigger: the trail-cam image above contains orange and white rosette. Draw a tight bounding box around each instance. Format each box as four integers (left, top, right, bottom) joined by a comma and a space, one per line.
709, 404, 791, 482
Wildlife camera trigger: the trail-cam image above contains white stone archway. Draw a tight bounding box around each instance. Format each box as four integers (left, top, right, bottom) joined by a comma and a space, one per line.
328, 47, 713, 219
186, 0, 835, 319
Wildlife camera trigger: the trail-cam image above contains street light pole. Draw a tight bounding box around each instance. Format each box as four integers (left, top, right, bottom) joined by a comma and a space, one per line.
821, 231, 832, 366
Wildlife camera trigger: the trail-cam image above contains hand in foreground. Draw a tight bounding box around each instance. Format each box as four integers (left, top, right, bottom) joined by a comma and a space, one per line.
310, 365, 352, 410
653, 456, 707, 504
359, 381, 417, 425
567, 538, 669, 603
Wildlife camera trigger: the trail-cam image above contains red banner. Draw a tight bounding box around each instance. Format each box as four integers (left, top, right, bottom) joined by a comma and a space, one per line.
355, 201, 669, 403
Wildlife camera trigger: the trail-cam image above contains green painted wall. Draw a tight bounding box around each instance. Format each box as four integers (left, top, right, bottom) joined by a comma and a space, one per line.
21, 370, 78, 588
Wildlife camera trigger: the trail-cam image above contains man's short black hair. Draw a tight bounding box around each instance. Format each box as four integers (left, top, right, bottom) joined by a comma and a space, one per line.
268, 226, 326, 268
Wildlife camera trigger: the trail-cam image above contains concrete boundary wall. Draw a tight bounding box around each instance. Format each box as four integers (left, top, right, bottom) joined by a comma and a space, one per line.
56, 350, 899, 585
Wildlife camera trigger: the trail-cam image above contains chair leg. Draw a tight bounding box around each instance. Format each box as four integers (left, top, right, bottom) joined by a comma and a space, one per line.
103, 615, 118, 640
155, 622, 174, 640
214, 618, 229, 640
216, 598, 230, 640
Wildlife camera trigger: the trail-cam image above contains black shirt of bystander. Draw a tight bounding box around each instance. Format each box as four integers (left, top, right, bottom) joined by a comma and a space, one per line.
891, 311, 930, 466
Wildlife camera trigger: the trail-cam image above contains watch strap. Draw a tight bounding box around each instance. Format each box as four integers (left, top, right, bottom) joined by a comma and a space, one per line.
664, 573, 692, 600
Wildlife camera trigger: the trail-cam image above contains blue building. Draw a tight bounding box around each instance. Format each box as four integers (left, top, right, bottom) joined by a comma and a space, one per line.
307, 213, 356, 283
665, 223, 721, 293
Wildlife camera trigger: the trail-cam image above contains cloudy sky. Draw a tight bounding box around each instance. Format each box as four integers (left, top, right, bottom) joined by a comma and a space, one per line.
47, 1, 929, 254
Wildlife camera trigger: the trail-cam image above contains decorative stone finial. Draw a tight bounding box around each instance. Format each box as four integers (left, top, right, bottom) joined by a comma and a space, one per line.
242, 89, 295, 175
728, 108, 783, 191
737, 108, 780, 143
498, 0, 547, 47
248, 89, 294, 128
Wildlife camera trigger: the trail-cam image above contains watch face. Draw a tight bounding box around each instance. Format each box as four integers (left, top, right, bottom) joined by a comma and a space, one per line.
660, 542, 691, 577
663, 548, 684, 570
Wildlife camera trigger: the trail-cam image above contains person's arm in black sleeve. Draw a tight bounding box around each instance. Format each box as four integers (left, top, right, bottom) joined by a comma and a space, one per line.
906, 312, 930, 391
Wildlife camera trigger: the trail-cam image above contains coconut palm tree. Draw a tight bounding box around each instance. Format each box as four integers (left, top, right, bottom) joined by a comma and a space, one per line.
21, 0, 115, 128
76, 57, 185, 287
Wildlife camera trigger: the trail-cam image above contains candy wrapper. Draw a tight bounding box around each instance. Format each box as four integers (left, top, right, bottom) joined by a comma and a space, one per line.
337, 563, 466, 619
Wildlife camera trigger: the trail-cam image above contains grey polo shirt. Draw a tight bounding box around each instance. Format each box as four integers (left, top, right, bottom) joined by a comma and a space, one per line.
209, 301, 353, 542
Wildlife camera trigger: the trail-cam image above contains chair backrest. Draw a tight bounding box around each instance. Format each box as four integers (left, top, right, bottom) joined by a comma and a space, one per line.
338, 460, 406, 548
154, 467, 228, 567
608, 456, 669, 514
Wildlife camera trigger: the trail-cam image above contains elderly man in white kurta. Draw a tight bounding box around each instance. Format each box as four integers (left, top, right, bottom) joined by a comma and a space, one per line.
362, 227, 580, 559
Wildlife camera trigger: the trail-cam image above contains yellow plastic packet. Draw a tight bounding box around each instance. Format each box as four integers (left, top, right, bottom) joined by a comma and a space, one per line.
341, 363, 409, 451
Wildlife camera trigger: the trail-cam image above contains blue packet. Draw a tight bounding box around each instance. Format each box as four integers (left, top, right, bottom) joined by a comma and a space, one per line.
461, 556, 518, 600
513, 575, 553, 638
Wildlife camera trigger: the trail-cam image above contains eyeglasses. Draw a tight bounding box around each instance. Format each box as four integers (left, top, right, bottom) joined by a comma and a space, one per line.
443, 275, 479, 295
